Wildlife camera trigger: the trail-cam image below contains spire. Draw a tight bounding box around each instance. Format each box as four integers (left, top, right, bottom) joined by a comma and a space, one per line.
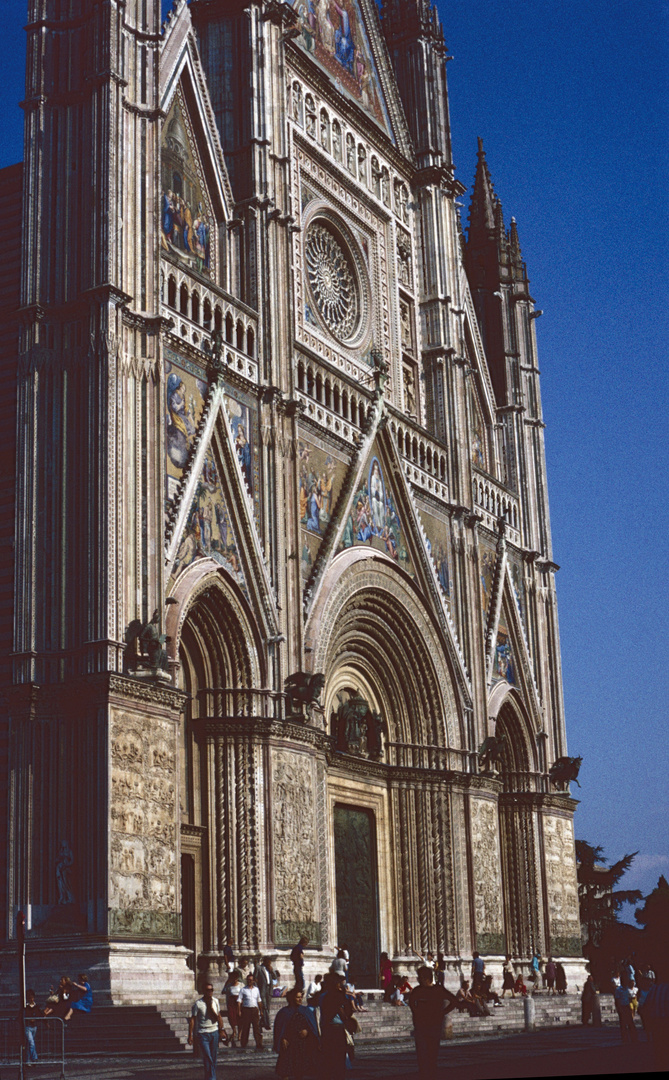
468, 139, 497, 240
509, 216, 529, 283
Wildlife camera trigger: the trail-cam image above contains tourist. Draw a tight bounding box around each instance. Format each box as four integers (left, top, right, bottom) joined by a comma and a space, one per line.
408, 965, 458, 1077
223, 937, 236, 973
530, 951, 541, 992
639, 977, 669, 1070
239, 972, 264, 1049
223, 968, 243, 1046
501, 956, 515, 998
304, 972, 322, 1004
556, 962, 567, 995
256, 956, 275, 1031
380, 951, 393, 1001
581, 974, 601, 1026
390, 974, 412, 1006
614, 973, 638, 1043
336, 943, 350, 974
319, 971, 356, 1080
44, 976, 74, 1022
188, 982, 226, 1080
545, 957, 557, 994
274, 986, 320, 1080
456, 980, 483, 1017
24, 988, 40, 1064
513, 973, 527, 997
471, 951, 485, 993
345, 980, 366, 1012
330, 955, 347, 978
290, 936, 308, 991
71, 973, 93, 1018
435, 953, 447, 987
482, 974, 504, 1008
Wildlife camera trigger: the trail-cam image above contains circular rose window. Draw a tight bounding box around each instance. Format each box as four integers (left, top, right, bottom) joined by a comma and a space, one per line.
304, 221, 362, 342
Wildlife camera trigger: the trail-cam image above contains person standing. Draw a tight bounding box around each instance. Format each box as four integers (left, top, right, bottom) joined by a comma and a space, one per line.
530, 951, 541, 993
545, 957, 557, 994
223, 969, 243, 1046
380, 952, 393, 1001
291, 937, 308, 991
581, 974, 601, 1026
188, 983, 226, 1080
502, 956, 515, 998
239, 972, 264, 1050
256, 956, 274, 1031
274, 986, 320, 1080
408, 966, 458, 1078
223, 937, 236, 974
556, 962, 567, 995
319, 971, 354, 1080
471, 952, 485, 994
24, 989, 41, 1064
614, 974, 638, 1043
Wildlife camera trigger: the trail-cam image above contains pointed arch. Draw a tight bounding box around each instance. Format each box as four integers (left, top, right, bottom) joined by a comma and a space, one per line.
306, 548, 465, 761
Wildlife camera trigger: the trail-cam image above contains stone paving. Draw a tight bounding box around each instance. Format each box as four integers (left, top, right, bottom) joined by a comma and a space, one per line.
13, 1024, 654, 1079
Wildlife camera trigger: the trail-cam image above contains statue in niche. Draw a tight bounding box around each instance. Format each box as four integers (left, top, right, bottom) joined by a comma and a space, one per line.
549, 755, 582, 791
478, 734, 506, 774
56, 840, 74, 905
285, 671, 326, 721
397, 237, 412, 287
123, 603, 176, 677
332, 694, 386, 759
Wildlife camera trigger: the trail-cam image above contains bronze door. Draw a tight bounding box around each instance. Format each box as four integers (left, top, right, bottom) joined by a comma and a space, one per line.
333, 805, 379, 988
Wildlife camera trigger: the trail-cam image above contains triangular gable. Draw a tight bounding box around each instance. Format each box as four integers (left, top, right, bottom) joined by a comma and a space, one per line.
165, 386, 280, 640
286, 0, 410, 152
160, 3, 235, 226
336, 427, 472, 701
488, 570, 543, 731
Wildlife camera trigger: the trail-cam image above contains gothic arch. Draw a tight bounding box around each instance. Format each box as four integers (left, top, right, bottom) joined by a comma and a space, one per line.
307, 548, 464, 757
166, 558, 266, 701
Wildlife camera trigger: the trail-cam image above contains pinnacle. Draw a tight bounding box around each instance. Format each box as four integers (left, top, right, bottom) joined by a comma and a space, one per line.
468, 137, 497, 236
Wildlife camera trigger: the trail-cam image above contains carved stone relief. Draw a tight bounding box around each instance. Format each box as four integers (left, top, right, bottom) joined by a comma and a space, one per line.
109, 710, 179, 937
271, 749, 319, 930
469, 796, 505, 952
542, 813, 582, 955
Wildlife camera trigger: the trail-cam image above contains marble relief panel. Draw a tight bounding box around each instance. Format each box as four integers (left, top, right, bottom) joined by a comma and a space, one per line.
109, 710, 180, 939
271, 750, 320, 942
469, 796, 505, 953
542, 814, 582, 956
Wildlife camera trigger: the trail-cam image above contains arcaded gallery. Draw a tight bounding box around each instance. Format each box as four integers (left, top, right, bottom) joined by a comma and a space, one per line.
0, 0, 584, 1003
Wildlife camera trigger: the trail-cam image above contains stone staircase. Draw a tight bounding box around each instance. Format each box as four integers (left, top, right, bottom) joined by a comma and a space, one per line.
63, 992, 623, 1058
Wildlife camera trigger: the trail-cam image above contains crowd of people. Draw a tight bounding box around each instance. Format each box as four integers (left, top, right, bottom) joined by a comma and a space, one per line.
21, 973, 92, 1064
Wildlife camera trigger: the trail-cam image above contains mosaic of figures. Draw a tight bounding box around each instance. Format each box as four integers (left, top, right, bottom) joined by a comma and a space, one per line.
164, 355, 260, 526
168, 449, 247, 597
493, 619, 516, 685
165, 357, 207, 480
299, 438, 347, 582
339, 454, 413, 576
419, 509, 452, 606
160, 98, 212, 276
288, 0, 392, 134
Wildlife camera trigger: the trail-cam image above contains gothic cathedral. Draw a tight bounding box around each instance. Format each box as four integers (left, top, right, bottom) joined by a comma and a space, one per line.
0, 0, 584, 1001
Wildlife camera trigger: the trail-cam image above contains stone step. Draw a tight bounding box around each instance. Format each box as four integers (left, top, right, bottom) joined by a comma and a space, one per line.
61, 993, 622, 1057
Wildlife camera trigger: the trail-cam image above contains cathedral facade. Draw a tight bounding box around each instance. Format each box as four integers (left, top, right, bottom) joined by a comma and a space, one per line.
0, 0, 584, 1002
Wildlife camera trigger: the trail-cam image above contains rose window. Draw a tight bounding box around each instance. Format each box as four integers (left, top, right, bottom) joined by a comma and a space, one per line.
304, 222, 360, 341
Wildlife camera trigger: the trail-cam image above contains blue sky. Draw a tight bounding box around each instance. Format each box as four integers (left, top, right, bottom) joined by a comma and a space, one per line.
2, 1, 667, 916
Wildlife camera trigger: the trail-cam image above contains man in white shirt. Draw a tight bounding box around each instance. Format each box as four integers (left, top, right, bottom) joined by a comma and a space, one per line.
188, 984, 225, 1080
304, 973, 323, 1003
239, 972, 264, 1049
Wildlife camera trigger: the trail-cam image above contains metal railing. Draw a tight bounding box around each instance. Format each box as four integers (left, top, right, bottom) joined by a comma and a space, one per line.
0, 1015, 65, 1078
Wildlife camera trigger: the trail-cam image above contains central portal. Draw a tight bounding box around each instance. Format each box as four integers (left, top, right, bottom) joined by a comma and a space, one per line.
333, 804, 379, 988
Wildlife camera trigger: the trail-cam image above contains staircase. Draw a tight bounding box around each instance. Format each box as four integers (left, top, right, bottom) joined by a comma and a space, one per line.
63, 992, 623, 1057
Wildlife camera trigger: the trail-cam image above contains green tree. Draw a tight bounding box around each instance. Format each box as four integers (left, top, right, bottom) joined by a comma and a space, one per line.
576, 840, 643, 952
635, 875, 669, 976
